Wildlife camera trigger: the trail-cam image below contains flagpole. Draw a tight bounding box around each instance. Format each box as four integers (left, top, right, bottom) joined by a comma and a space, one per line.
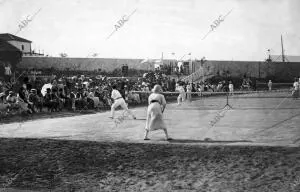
161, 52, 164, 66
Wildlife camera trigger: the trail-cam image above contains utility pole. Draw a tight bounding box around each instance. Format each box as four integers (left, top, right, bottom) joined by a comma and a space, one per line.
281, 35, 285, 63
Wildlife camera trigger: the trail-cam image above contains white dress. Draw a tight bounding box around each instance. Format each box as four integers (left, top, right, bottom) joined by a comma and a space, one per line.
146, 93, 167, 131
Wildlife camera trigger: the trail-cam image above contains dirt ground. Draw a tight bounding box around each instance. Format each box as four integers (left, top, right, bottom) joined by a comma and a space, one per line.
0, 139, 299, 192
0, 92, 299, 191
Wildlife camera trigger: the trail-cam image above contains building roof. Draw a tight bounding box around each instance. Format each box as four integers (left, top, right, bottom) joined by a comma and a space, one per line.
270, 55, 300, 63
0, 39, 22, 52
0, 33, 32, 43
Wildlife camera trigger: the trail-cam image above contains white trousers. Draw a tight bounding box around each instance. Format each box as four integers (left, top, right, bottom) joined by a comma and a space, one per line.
177, 92, 186, 104
111, 98, 135, 118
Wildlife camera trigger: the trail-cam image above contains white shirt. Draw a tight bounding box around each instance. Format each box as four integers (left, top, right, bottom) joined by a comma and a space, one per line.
5, 66, 12, 75
229, 84, 234, 89
293, 82, 299, 90
148, 93, 166, 106
176, 86, 185, 93
187, 85, 192, 92
268, 81, 272, 87
111, 89, 122, 100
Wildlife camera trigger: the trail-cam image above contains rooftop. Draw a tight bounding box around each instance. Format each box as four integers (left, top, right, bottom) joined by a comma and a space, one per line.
0, 39, 22, 52
0, 33, 32, 43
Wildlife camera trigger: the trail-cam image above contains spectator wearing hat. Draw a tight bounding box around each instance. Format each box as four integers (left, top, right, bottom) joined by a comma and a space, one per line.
6, 91, 17, 104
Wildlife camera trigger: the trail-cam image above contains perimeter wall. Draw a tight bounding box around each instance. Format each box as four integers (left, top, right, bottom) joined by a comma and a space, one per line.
17, 57, 300, 81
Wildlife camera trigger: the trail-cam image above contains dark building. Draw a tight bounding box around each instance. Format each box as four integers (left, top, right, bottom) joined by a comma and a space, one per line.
0, 39, 22, 80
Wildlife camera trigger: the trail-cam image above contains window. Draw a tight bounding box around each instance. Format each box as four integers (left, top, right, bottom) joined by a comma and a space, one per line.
21, 45, 24, 50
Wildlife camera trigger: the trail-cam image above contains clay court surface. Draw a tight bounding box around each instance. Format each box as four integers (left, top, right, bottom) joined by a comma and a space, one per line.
0, 92, 299, 191
1, 93, 299, 146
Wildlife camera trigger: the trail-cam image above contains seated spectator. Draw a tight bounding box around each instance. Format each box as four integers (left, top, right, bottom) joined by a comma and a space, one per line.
6, 91, 17, 104
51, 89, 60, 112
44, 88, 52, 112
6, 91, 20, 113
0, 92, 9, 114
44, 88, 59, 112
88, 89, 100, 109
57, 88, 67, 111
17, 87, 33, 114
29, 89, 43, 113
127, 91, 141, 104
75, 91, 86, 110
36, 89, 44, 112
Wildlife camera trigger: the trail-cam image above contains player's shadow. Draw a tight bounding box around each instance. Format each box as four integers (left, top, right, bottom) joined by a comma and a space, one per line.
166, 139, 252, 143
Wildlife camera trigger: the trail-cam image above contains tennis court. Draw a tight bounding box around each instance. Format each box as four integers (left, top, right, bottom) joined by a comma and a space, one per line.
0, 89, 299, 191
0, 89, 299, 147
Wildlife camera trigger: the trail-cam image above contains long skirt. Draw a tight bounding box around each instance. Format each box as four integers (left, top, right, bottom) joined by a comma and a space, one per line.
146, 102, 167, 131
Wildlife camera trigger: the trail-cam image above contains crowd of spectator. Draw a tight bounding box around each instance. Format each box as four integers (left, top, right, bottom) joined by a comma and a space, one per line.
0, 71, 178, 115
0, 69, 263, 117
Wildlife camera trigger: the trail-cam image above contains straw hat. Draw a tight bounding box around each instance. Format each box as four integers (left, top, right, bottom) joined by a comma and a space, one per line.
152, 84, 163, 93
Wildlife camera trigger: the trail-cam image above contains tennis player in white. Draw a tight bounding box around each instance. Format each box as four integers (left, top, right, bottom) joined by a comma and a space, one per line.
110, 85, 136, 119
144, 84, 171, 140
176, 82, 186, 105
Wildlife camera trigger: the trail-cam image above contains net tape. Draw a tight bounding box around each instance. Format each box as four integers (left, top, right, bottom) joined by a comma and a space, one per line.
132, 89, 292, 99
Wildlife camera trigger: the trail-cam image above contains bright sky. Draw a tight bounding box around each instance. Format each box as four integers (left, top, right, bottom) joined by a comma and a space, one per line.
0, 0, 299, 60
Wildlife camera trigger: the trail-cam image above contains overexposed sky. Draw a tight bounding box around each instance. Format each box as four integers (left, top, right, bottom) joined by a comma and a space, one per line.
0, 0, 299, 60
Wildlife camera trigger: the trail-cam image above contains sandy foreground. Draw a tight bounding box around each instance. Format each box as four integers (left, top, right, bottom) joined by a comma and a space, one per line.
0, 94, 299, 191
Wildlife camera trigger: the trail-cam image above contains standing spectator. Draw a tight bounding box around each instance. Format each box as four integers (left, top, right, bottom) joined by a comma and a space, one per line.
229, 81, 234, 95
186, 83, 192, 102
268, 80, 272, 91
217, 82, 223, 92
70, 91, 76, 111
171, 79, 176, 92
292, 78, 299, 99
4, 63, 12, 82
